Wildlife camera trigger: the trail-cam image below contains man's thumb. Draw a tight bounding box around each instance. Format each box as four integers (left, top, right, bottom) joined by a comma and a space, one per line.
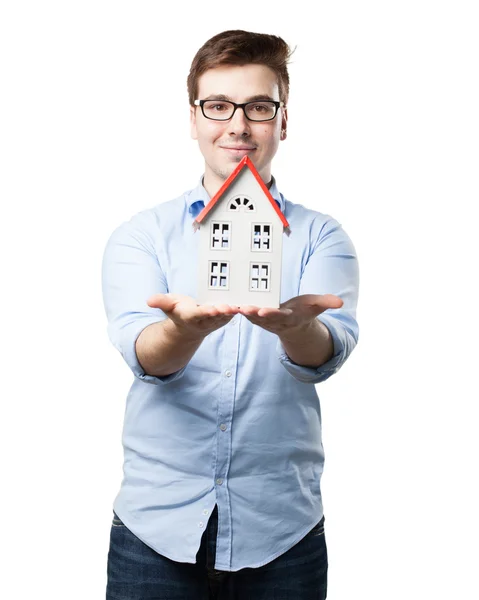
147, 293, 176, 312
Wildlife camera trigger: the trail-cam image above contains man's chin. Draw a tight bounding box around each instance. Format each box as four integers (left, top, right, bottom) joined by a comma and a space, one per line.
215, 163, 239, 181
224, 152, 257, 170
211, 156, 259, 181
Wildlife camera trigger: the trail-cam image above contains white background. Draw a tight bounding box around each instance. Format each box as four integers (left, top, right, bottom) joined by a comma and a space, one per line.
1, 1, 478, 598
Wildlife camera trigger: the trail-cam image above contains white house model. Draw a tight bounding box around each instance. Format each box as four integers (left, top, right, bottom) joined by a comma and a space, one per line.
193, 156, 290, 308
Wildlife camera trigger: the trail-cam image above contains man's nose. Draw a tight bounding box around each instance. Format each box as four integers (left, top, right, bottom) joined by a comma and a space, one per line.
228, 106, 251, 135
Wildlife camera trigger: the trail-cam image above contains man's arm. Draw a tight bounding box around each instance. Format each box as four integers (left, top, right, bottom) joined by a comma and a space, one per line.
277, 318, 334, 368
138, 293, 239, 377
136, 319, 205, 378
102, 218, 238, 384
239, 215, 359, 384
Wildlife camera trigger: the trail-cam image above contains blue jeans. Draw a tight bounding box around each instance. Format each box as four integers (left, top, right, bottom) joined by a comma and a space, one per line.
106, 504, 328, 599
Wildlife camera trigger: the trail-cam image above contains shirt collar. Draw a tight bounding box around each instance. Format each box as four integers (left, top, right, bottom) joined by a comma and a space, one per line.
187, 174, 285, 218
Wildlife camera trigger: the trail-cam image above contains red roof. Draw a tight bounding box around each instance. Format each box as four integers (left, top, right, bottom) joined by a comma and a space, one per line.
194, 156, 289, 228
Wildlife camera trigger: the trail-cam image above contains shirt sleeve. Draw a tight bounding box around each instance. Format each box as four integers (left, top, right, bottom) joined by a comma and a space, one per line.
276, 216, 360, 384
101, 218, 187, 385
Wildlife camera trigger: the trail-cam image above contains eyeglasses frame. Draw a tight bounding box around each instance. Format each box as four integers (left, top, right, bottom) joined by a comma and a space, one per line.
194, 99, 285, 122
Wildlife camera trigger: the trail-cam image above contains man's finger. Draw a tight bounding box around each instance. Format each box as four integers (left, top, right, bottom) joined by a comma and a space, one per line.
212, 303, 240, 314
321, 294, 343, 309
147, 293, 177, 311
257, 307, 293, 317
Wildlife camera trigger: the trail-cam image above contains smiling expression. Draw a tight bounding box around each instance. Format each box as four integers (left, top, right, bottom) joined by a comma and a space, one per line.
190, 64, 287, 197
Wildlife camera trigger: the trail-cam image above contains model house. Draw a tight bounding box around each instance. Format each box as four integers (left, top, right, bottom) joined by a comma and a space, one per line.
193, 156, 290, 308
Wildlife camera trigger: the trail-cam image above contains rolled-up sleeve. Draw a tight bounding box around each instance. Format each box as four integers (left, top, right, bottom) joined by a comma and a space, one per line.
277, 216, 360, 384
101, 219, 186, 385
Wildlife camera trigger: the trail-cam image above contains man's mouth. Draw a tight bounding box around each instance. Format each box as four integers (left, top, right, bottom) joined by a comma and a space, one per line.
220, 146, 257, 156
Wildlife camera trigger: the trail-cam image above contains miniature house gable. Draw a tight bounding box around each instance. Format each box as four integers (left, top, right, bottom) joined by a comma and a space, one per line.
194, 156, 290, 308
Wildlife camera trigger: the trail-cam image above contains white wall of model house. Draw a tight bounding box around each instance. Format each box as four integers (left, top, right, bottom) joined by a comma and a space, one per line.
196, 166, 285, 308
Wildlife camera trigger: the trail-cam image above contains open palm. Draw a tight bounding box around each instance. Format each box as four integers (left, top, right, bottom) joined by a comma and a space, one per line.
147, 293, 240, 338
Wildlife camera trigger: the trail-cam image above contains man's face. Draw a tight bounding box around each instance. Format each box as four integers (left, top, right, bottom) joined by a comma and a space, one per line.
190, 64, 287, 191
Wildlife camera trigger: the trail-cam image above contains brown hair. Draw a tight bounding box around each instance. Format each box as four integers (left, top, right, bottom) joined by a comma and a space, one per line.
187, 30, 294, 106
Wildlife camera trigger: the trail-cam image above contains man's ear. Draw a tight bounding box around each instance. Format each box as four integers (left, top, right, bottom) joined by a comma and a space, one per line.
190, 105, 198, 140
280, 106, 288, 141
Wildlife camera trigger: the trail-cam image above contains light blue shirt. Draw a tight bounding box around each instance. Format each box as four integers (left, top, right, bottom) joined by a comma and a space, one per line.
101, 175, 360, 571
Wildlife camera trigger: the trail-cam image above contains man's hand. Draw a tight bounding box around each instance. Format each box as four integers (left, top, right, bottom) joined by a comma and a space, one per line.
147, 293, 240, 340
238, 294, 343, 337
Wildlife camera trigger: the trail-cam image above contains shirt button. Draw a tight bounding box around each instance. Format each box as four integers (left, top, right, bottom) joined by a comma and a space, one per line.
225, 370, 231, 377
203, 509, 209, 515
198, 521, 204, 528
231, 318, 236, 325
216, 478, 223, 486
220, 424, 227, 431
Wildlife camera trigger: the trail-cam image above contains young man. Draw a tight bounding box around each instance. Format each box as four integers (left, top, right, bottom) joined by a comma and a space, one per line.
103, 30, 359, 599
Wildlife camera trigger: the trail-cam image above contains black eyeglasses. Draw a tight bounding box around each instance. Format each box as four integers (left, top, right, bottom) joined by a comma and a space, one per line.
194, 99, 285, 122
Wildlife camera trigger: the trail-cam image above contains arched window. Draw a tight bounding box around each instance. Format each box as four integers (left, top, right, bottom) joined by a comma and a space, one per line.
227, 195, 255, 212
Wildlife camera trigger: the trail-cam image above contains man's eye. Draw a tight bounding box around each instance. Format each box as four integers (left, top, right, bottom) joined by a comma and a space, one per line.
210, 103, 228, 111
252, 104, 268, 112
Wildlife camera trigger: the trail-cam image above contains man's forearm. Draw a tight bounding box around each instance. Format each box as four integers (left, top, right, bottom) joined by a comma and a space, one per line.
278, 318, 334, 368
136, 319, 205, 377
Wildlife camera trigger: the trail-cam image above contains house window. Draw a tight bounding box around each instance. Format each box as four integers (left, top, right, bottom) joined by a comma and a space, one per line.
249, 262, 271, 292
210, 221, 231, 249
251, 223, 272, 251
209, 261, 230, 289
227, 195, 255, 212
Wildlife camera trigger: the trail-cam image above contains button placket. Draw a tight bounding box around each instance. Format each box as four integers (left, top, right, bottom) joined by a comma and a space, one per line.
214, 310, 240, 569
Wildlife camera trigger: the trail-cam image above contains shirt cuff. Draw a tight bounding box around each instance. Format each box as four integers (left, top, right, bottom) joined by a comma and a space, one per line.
276, 314, 346, 384
119, 318, 188, 385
